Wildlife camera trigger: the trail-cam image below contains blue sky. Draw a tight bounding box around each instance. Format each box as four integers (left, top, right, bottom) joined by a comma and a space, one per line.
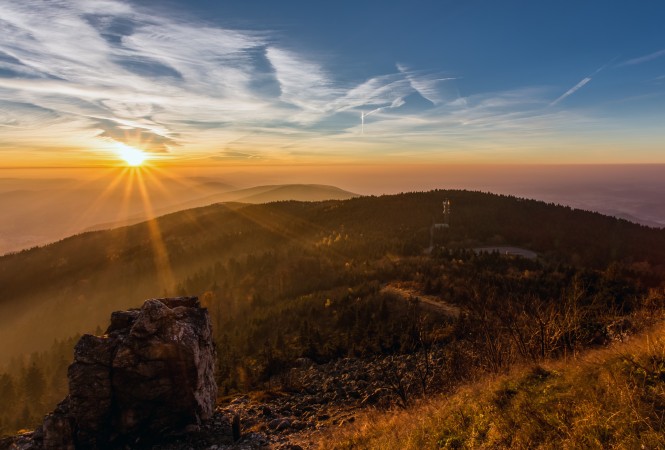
0, 0, 664, 166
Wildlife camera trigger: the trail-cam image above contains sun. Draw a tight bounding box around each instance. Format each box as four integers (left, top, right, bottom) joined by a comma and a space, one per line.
116, 144, 148, 167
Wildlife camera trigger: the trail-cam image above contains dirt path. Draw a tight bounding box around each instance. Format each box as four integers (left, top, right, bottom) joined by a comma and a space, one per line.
473, 246, 537, 260
381, 284, 461, 319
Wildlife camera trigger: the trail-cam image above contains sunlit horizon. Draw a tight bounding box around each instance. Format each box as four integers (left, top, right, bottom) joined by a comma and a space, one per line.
0, 1, 664, 168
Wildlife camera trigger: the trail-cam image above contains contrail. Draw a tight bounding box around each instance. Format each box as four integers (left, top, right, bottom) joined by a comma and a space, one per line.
550, 77, 592, 106
361, 107, 384, 135
361, 97, 405, 135
550, 59, 615, 106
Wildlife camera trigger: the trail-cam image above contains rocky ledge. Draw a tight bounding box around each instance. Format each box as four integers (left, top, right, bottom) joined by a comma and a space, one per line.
3, 297, 224, 450
2, 297, 455, 449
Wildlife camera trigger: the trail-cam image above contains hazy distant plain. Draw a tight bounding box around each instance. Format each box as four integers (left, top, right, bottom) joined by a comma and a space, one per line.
1, 164, 663, 255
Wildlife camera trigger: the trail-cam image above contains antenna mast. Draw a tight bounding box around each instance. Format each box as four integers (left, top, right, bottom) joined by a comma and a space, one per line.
428, 198, 451, 253
442, 199, 451, 227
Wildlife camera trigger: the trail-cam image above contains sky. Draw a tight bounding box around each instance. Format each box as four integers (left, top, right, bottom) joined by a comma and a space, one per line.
0, 0, 664, 167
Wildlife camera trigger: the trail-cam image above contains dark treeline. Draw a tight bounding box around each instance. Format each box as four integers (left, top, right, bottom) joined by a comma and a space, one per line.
0, 335, 79, 433
1, 191, 664, 434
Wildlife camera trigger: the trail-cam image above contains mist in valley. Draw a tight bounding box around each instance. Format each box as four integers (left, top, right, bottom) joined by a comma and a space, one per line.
2, 164, 663, 256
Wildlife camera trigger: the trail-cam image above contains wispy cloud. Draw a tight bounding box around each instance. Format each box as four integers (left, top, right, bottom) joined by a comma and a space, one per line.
0, 0, 611, 163
211, 150, 262, 161
2, 0, 439, 156
0, 0, 275, 155
93, 118, 178, 153
269, 86, 603, 161
397, 63, 455, 105
619, 48, 665, 66
361, 96, 407, 134
265, 46, 339, 122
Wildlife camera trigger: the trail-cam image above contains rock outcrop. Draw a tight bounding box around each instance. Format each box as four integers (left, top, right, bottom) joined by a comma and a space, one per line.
24, 297, 219, 449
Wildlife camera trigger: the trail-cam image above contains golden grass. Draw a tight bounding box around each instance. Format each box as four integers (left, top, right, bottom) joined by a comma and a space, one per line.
319, 323, 665, 449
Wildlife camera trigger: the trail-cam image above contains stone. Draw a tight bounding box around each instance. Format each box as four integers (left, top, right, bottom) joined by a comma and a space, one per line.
0, 433, 34, 450
106, 309, 140, 334
68, 335, 117, 447
32, 297, 218, 449
268, 418, 291, 431
290, 420, 307, 430
111, 298, 217, 440
40, 399, 75, 450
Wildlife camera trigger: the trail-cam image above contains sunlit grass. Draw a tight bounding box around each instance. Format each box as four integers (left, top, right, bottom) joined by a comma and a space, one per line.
321, 322, 665, 449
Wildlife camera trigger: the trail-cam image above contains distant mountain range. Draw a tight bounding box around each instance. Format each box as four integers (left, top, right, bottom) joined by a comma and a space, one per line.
83, 184, 358, 232
0, 180, 356, 255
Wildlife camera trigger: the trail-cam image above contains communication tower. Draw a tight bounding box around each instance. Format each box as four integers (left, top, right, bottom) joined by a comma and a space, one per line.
442, 199, 451, 227
428, 198, 451, 251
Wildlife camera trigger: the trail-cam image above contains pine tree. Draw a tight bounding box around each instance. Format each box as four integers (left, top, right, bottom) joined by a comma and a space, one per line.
0, 373, 16, 407
23, 363, 45, 407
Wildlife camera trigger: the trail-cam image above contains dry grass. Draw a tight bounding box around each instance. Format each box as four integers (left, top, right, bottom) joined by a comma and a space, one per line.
319, 323, 665, 449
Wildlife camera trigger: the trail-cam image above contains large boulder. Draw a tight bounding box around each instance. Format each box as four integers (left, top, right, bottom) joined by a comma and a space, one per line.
33, 297, 217, 449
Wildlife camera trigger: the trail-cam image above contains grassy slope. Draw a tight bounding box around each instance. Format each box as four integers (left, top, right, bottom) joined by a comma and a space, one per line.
322, 322, 665, 449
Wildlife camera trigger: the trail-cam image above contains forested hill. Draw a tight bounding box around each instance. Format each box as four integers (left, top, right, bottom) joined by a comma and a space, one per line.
1, 190, 664, 362
1, 189, 665, 434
